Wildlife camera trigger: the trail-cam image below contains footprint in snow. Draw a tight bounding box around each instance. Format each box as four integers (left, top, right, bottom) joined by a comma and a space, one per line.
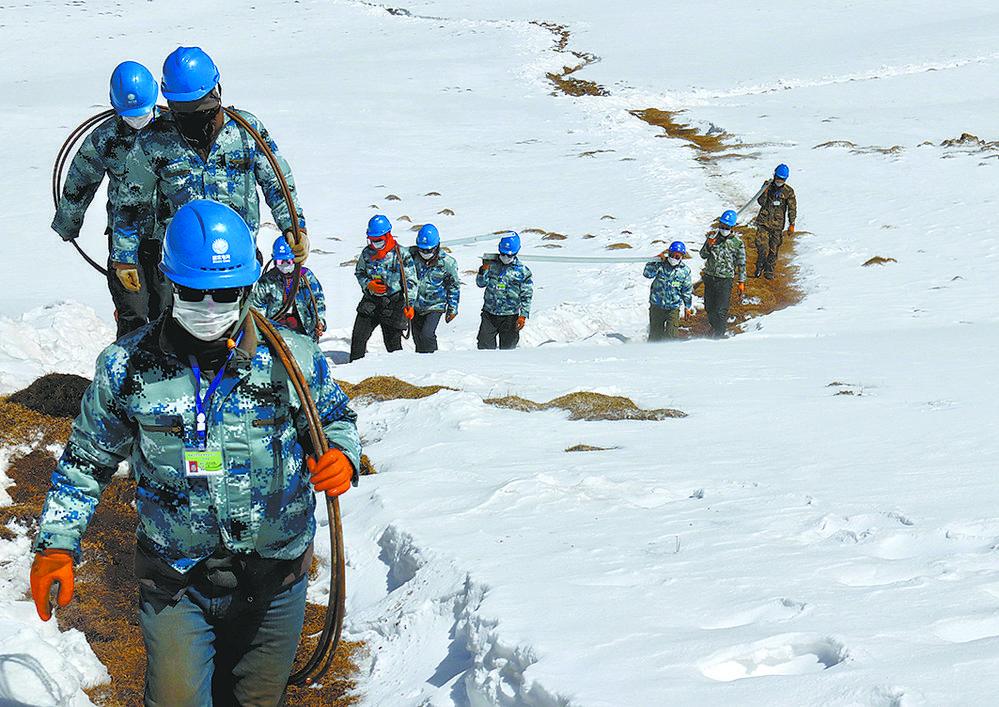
700, 634, 847, 682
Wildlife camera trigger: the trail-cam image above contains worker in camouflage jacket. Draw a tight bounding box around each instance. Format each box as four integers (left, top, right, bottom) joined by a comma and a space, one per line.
409, 224, 460, 353
252, 235, 327, 342
52, 61, 162, 338
350, 215, 418, 361
113, 47, 309, 292
753, 163, 797, 279
699, 210, 746, 338
476, 233, 533, 350
643, 241, 694, 341
30, 201, 359, 706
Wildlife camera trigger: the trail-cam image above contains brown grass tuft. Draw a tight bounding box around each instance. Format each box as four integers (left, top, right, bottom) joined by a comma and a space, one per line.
606, 243, 633, 250
0, 398, 72, 449
532, 21, 609, 97
565, 444, 617, 453
485, 392, 685, 421
863, 256, 897, 266
629, 108, 731, 154
336, 376, 455, 403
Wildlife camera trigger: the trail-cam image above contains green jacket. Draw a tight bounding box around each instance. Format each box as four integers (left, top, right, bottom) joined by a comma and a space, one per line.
354, 244, 418, 307
475, 258, 534, 317
251, 267, 327, 341
112, 109, 305, 264
51, 112, 157, 242
756, 183, 797, 232
699, 232, 746, 282
410, 247, 460, 314
33, 315, 359, 573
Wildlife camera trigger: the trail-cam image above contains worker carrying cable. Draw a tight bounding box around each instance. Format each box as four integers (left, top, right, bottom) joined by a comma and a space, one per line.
643, 241, 694, 341
113, 46, 310, 301
699, 209, 746, 339
252, 235, 327, 341
350, 214, 418, 361
752, 163, 797, 280
52, 61, 162, 338
29, 199, 360, 706
476, 232, 533, 350
409, 224, 460, 354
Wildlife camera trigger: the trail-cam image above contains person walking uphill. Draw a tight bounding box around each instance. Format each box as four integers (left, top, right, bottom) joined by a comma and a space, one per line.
476, 232, 533, 350
699, 210, 746, 338
252, 235, 327, 341
29, 200, 360, 707
52, 61, 162, 338
113, 46, 310, 291
643, 241, 694, 341
350, 215, 418, 361
409, 224, 460, 353
753, 163, 797, 279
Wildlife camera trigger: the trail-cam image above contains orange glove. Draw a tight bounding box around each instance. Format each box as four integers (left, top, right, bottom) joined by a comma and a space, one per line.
478, 263, 490, 274
403, 306, 415, 320
788, 223, 796, 234
367, 279, 387, 295
30, 549, 75, 621
687, 308, 696, 318
445, 311, 457, 323
706, 237, 716, 246
307, 449, 354, 497
516, 316, 526, 331
738, 282, 746, 295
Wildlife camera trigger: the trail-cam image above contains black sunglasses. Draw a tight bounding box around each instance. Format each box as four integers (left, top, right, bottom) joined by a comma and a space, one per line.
174, 285, 246, 303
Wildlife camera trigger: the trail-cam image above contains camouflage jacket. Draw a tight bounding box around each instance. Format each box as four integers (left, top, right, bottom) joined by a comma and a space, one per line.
112, 109, 305, 264
33, 316, 360, 573
251, 267, 327, 341
51, 112, 159, 242
699, 232, 747, 282
354, 245, 418, 307
476, 258, 534, 317
756, 183, 797, 232
409, 247, 460, 314
643, 259, 693, 310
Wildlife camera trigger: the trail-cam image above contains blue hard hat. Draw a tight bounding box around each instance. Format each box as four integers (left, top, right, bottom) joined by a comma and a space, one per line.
161, 200, 260, 289
109, 61, 158, 117
416, 224, 440, 249
668, 241, 687, 255
498, 232, 521, 255
719, 210, 738, 228
366, 214, 392, 239
161, 47, 220, 102
774, 163, 790, 180
272, 235, 293, 261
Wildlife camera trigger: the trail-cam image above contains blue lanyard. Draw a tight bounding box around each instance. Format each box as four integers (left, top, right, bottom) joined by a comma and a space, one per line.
189, 330, 244, 450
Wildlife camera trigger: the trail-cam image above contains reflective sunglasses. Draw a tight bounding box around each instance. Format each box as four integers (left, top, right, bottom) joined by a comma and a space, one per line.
174, 285, 246, 303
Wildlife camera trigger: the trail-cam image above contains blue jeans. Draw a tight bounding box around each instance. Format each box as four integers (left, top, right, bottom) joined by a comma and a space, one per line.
139, 575, 307, 706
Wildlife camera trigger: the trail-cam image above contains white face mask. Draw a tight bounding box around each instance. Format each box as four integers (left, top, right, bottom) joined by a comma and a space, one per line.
499, 254, 515, 265
172, 294, 242, 341
122, 111, 154, 130
667, 256, 681, 266
419, 249, 436, 261
369, 239, 385, 250
276, 261, 295, 274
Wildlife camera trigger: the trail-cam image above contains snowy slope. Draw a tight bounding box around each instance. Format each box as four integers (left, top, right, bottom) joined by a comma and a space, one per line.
2, 0, 999, 705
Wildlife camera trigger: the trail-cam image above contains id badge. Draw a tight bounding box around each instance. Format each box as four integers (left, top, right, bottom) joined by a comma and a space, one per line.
184, 447, 225, 477
772, 200, 781, 206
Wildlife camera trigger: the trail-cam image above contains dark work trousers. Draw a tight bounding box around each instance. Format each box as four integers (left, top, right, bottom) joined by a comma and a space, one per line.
108, 236, 171, 339
702, 275, 734, 338
350, 292, 406, 361
754, 227, 783, 279
477, 312, 520, 350
648, 306, 680, 342
412, 311, 443, 353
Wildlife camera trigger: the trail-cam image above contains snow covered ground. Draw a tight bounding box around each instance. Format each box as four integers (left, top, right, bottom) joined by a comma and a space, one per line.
2, 0, 999, 705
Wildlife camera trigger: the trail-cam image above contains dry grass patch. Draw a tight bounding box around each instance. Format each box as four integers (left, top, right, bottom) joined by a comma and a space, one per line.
565, 444, 618, 453
486, 392, 685, 421
533, 21, 609, 98
606, 243, 633, 250
336, 376, 455, 403
863, 256, 897, 266
630, 108, 731, 154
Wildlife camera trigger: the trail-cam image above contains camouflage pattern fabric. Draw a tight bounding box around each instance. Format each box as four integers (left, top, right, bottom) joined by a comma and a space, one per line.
409, 247, 460, 314
643, 259, 693, 310
251, 267, 327, 341
112, 109, 305, 264
756, 183, 797, 232
699, 232, 747, 283
33, 316, 360, 573
475, 258, 533, 317
354, 245, 418, 307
